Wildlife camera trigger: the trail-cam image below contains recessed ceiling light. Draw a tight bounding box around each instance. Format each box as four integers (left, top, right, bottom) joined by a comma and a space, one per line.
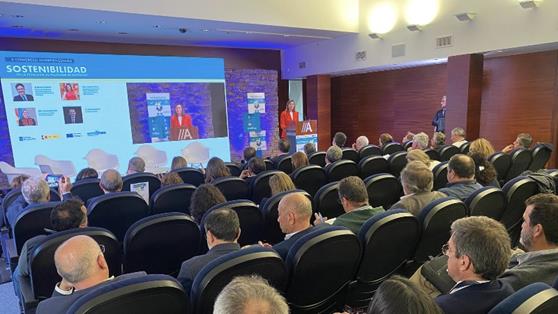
96, 20, 106, 24
68, 28, 79, 32
118, 32, 128, 35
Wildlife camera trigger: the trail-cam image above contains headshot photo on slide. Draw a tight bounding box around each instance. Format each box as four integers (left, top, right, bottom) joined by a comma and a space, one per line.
63, 106, 84, 124
12, 82, 34, 102
60, 82, 80, 101
15, 107, 37, 126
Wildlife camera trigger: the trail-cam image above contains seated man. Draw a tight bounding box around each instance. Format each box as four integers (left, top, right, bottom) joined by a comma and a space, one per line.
325, 145, 342, 167
438, 154, 483, 200
272, 192, 315, 259
240, 157, 266, 186
332, 131, 347, 148
411, 132, 430, 151
435, 216, 513, 314
379, 133, 394, 148
450, 127, 467, 148
303, 142, 317, 157
177, 208, 241, 294
242, 146, 256, 165
315, 176, 383, 234
126, 156, 145, 175
390, 161, 447, 216
271, 139, 291, 166
6, 176, 50, 228
86, 169, 123, 208
502, 132, 533, 153
352, 135, 369, 152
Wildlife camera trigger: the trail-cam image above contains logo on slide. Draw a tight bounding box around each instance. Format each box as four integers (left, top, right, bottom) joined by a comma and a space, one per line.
18, 136, 36, 142
66, 133, 82, 138
87, 130, 107, 137
41, 134, 61, 140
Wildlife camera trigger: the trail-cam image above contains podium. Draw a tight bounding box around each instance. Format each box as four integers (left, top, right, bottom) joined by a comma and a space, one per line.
295, 120, 318, 152
170, 126, 199, 141
286, 120, 297, 154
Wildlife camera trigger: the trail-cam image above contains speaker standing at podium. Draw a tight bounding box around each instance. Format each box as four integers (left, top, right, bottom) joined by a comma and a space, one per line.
279, 100, 299, 139
170, 104, 193, 129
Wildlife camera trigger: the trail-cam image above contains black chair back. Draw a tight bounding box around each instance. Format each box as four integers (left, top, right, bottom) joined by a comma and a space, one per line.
172, 167, 205, 186
286, 226, 361, 313
529, 144, 553, 171
460, 142, 471, 154
506, 148, 533, 181
424, 148, 441, 161
14, 202, 59, 254
123, 213, 201, 276
212, 177, 249, 200
2, 188, 21, 227
403, 141, 413, 150
88, 192, 150, 241
67, 274, 188, 314
342, 148, 360, 163
359, 145, 382, 159
260, 190, 311, 244
151, 184, 196, 215
387, 151, 407, 177
190, 247, 287, 314
71, 178, 103, 203
364, 174, 401, 209
313, 182, 344, 219
490, 152, 512, 182
225, 162, 241, 177
309, 152, 326, 167
501, 176, 539, 246
465, 187, 506, 220
264, 159, 275, 170
432, 162, 449, 190
359, 156, 389, 179
488, 282, 558, 314
326, 160, 359, 182
122, 173, 162, 202
291, 165, 327, 197
383, 142, 404, 155
204, 200, 263, 246
250, 170, 283, 204
276, 156, 293, 174
439, 145, 460, 162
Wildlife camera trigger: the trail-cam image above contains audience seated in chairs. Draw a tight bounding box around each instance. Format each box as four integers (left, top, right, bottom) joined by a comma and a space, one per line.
160, 172, 183, 187
75, 168, 98, 181
431, 132, 446, 150
85, 169, 123, 207
177, 208, 241, 295
502, 132, 533, 154
468, 138, 499, 187
170, 156, 187, 170
303, 142, 317, 157
36, 235, 145, 314
333, 131, 347, 148
411, 132, 430, 151
390, 161, 447, 216
189, 184, 226, 224
450, 128, 468, 148
126, 156, 146, 175
407, 149, 439, 171
239, 157, 266, 186
271, 140, 291, 165
205, 157, 231, 184
214, 275, 289, 314
6, 176, 51, 228
352, 135, 369, 152
12, 200, 88, 301
315, 176, 383, 234
379, 133, 394, 148
291, 151, 309, 172
438, 154, 483, 201
325, 145, 343, 166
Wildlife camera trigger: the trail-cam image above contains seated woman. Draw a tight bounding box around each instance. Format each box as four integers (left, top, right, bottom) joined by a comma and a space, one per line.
406, 149, 440, 170
189, 184, 226, 223
75, 168, 98, 181
160, 172, 184, 186
204, 157, 231, 184
468, 138, 499, 187
260, 172, 296, 207
291, 151, 309, 172
171, 156, 187, 170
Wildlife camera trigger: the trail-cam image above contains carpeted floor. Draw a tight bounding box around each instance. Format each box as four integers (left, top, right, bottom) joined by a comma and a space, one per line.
0, 281, 20, 313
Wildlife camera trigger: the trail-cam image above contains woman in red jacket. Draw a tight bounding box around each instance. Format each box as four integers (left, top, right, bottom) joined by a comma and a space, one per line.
170, 104, 193, 129
279, 99, 298, 139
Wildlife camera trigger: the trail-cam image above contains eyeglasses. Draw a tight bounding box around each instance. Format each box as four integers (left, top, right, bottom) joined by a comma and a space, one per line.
99, 244, 106, 254
442, 243, 449, 256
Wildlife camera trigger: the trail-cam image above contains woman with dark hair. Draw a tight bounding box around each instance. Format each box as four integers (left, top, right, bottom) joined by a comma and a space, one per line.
469, 152, 499, 187
75, 168, 98, 181
189, 184, 226, 223
171, 156, 187, 170
204, 157, 231, 184
367, 276, 442, 314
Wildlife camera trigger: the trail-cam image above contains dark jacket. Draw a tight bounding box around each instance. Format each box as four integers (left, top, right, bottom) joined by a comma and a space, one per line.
438, 180, 483, 201
435, 280, 513, 314
272, 226, 316, 260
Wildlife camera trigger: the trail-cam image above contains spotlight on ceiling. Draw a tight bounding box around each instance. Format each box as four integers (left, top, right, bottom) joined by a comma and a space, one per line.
406, 24, 423, 32
455, 12, 476, 22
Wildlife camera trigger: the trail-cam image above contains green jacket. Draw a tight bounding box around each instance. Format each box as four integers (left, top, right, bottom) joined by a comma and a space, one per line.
332, 205, 384, 234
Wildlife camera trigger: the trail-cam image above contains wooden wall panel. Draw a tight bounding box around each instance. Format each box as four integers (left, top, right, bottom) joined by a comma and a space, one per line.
306, 75, 331, 150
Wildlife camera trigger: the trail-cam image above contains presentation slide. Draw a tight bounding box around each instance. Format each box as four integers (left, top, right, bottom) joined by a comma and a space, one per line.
0, 50, 231, 177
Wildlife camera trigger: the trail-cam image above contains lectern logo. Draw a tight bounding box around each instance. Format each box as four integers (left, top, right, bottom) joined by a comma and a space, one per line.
302, 121, 313, 133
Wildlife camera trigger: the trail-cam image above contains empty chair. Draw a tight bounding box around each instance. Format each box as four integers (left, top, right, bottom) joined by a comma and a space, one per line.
388, 151, 407, 177
490, 152, 512, 183
460, 142, 471, 154
122, 172, 162, 201
285, 226, 361, 313
432, 162, 449, 190
67, 274, 188, 314
424, 148, 441, 161
313, 182, 344, 219
403, 141, 413, 150
489, 282, 558, 314
359, 145, 383, 159
14, 202, 59, 254
88, 192, 150, 241
506, 148, 533, 181
383, 142, 404, 155
439, 145, 460, 162
465, 187, 506, 220
501, 176, 539, 246
276, 156, 293, 174
291, 165, 327, 197
70, 178, 103, 203
150, 183, 196, 215
123, 213, 201, 276
413, 197, 467, 265
204, 200, 263, 246
225, 162, 241, 177
342, 148, 359, 163
190, 246, 288, 314
359, 155, 389, 179
309, 152, 326, 167
260, 190, 311, 244
346, 210, 420, 308
529, 144, 553, 171
212, 177, 249, 200
250, 170, 283, 204
364, 174, 402, 209
326, 160, 359, 182
172, 167, 205, 186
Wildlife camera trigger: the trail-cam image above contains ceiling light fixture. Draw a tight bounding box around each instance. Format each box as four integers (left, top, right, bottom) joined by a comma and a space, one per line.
454, 12, 476, 22
519, 0, 541, 9
368, 33, 383, 39
406, 24, 423, 32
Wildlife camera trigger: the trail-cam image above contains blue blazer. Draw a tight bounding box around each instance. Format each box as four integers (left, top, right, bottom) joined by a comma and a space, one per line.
435, 280, 514, 314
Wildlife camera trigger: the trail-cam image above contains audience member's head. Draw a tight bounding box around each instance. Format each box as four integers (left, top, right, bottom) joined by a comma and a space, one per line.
22, 176, 50, 204
400, 161, 434, 196
333, 132, 347, 147
75, 168, 98, 182
278, 139, 290, 154
411, 132, 429, 150
447, 154, 475, 183
214, 275, 289, 314
325, 145, 343, 165
171, 156, 187, 170
160, 172, 184, 186
520, 193, 558, 251
515, 133, 533, 149
10, 174, 29, 189
291, 152, 309, 170
367, 275, 443, 314
379, 133, 394, 147
205, 157, 231, 183
269, 173, 296, 196
406, 149, 432, 168
444, 216, 510, 282
431, 132, 446, 149
99, 169, 123, 193
303, 142, 317, 156
450, 128, 466, 143
243, 147, 257, 162
127, 156, 146, 175
204, 208, 240, 248
338, 176, 369, 212
353, 135, 370, 151
469, 138, 495, 159
54, 235, 109, 291
190, 184, 226, 223
50, 199, 88, 231
469, 152, 497, 186
247, 157, 266, 176
277, 192, 312, 234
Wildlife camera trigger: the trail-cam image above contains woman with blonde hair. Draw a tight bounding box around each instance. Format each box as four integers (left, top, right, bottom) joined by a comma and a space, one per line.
468, 138, 499, 187
468, 138, 495, 159
269, 172, 296, 196
406, 149, 439, 170
171, 156, 187, 170
291, 151, 309, 171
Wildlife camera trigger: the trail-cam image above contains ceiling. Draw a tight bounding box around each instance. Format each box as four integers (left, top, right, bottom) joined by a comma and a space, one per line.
0, 2, 353, 49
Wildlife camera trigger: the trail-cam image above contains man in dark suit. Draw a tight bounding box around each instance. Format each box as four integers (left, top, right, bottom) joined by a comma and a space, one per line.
177, 208, 240, 295
271, 139, 291, 167
240, 157, 266, 187
6, 176, 50, 228
13, 83, 34, 101
84, 169, 123, 210
435, 216, 513, 314
64, 107, 83, 124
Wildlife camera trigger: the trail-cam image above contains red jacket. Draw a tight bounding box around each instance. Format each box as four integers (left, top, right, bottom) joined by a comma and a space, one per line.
170, 114, 193, 129
280, 111, 298, 139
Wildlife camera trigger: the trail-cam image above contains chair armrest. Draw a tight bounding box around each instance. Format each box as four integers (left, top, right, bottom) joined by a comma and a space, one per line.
19, 273, 40, 313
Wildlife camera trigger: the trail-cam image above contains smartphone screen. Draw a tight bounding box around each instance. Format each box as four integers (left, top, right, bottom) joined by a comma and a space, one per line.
46, 174, 62, 188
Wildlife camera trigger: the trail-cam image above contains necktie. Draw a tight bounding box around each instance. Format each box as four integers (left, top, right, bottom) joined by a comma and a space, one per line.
23, 95, 27, 101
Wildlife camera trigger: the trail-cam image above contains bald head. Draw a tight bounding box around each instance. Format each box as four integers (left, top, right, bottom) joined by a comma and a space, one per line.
277, 193, 312, 234
54, 235, 109, 290
100, 169, 123, 192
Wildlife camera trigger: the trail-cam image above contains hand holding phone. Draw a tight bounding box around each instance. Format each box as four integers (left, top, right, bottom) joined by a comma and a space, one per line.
45, 174, 63, 188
